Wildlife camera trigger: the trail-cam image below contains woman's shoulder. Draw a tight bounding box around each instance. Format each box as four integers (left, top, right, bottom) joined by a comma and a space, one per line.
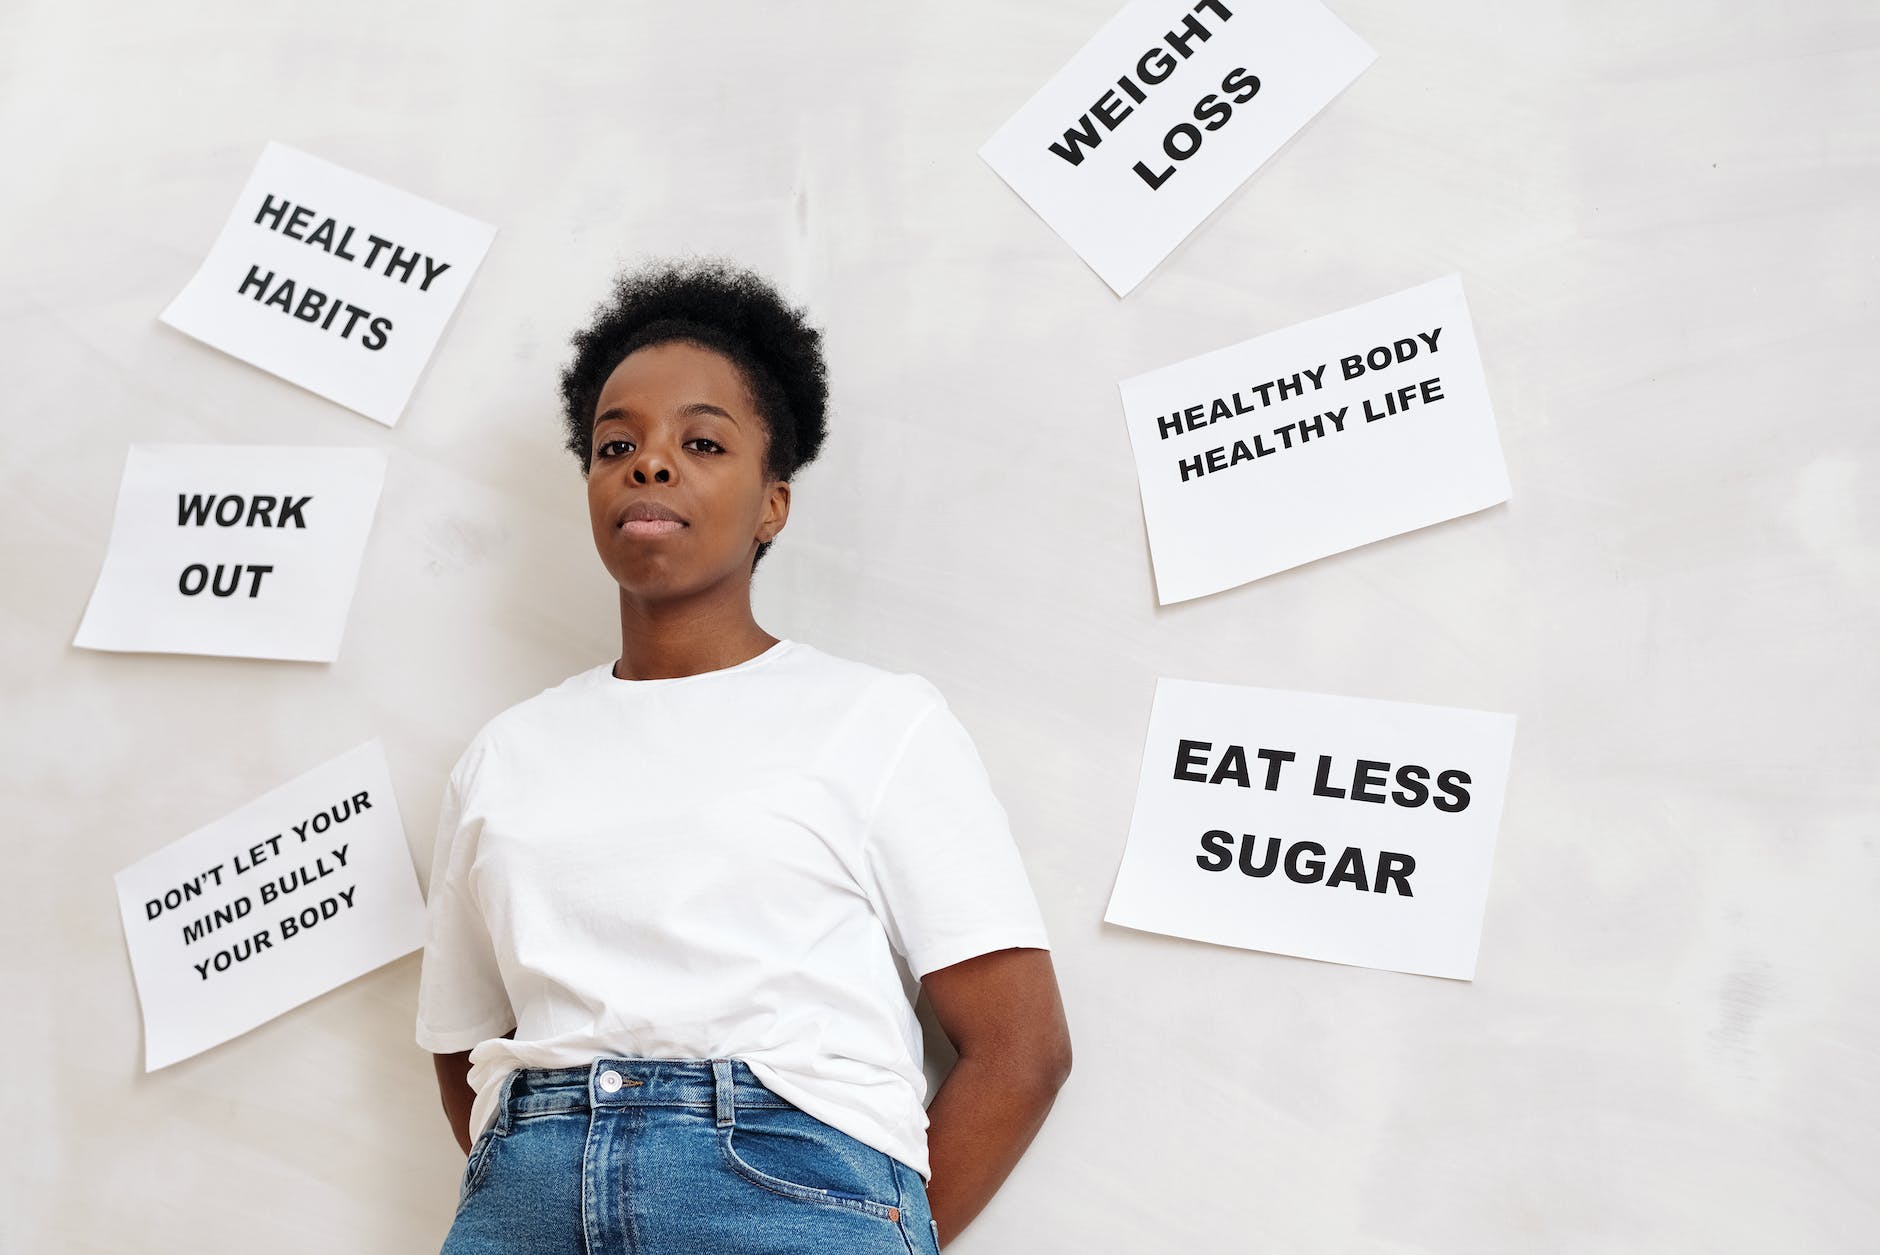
445, 661, 613, 781
781, 640, 947, 719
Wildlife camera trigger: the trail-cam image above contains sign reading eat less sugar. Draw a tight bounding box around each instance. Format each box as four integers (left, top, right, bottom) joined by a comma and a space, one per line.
1106, 678, 1517, 980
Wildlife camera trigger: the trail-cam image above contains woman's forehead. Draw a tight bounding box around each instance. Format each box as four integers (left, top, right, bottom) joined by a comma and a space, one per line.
594, 339, 755, 423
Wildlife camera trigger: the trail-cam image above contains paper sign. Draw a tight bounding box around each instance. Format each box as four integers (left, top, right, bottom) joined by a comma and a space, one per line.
159, 141, 496, 425
74, 443, 386, 662
980, 0, 1374, 295
1105, 678, 1516, 979
1120, 273, 1511, 603
115, 739, 427, 1070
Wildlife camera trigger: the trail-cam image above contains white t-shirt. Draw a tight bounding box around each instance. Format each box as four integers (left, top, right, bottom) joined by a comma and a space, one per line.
413, 637, 1052, 1183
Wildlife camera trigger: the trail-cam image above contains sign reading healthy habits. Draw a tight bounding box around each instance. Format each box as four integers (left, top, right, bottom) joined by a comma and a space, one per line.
115, 739, 427, 1070
980, 0, 1374, 295
1120, 273, 1511, 603
159, 141, 496, 425
74, 443, 386, 662
1105, 679, 1516, 980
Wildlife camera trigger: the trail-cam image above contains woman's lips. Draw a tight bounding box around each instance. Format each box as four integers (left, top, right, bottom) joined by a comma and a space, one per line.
620, 518, 687, 538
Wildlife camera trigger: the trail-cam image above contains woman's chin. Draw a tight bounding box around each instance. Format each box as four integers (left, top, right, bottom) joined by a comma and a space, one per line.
600, 558, 737, 603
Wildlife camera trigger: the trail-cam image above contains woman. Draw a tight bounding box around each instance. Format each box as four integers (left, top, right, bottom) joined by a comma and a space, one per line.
415, 257, 1073, 1254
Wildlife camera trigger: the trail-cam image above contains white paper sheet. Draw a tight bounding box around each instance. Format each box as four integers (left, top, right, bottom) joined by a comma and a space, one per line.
1119, 273, 1512, 603
73, 443, 386, 662
1105, 678, 1516, 980
159, 140, 496, 425
114, 739, 427, 1070
980, 0, 1374, 295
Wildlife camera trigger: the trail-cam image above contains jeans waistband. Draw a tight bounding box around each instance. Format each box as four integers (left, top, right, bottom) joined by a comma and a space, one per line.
488, 1057, 793, 1135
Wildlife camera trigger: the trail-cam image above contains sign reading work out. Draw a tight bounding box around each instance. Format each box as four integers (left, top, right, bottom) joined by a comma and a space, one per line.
115, 739, 427, 1070
980, 0, 1374, 295
1119, 273, 1512, 603
73, 443, 386, 662
1105, 678, 1516, 980
159, 141, 496, 425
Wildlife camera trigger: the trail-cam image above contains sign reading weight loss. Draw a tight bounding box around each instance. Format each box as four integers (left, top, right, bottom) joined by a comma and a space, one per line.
1120, 273, 1512, 603
980, 0, 1374, 295
115, 739, 427, 1070
159, 141, 496, 425
74, 443, 386, 662
1105, 678, 1516, 980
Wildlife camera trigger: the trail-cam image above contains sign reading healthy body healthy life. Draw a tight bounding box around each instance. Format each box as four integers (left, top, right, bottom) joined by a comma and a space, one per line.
1120, 273, 1511, 603
1105, 679, 1517, 980
73, 443, 386, 662
980, 0, 1374, 295
115, 739, 427, 1070
159, 141, 496, 425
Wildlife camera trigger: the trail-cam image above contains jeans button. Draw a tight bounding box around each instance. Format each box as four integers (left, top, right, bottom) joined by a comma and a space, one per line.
599, 1069, 623, 1093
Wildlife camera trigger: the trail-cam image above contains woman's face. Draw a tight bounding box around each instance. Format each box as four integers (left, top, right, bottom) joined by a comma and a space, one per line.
585, 339, 789, 602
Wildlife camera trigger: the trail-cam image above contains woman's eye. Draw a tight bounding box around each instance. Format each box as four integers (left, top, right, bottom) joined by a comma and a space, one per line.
596, 437, 721, 458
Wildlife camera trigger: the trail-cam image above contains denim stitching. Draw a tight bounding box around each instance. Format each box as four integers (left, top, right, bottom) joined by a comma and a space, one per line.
716, 1125, 900, 1222
887, 1155, 919, 1255
457, 1126, 499, 1205
458, 1068, 522, 1205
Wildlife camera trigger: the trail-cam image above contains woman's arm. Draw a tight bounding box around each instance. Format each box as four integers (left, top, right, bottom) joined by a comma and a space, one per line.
431, 1027, 516, 1154
918, 947, 1073, 1248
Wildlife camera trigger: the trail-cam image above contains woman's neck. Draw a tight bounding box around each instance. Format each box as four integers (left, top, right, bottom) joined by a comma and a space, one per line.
612, 597, 779, 682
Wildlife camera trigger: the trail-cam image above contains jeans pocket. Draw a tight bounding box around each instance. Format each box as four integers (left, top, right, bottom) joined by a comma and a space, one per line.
716, 1108, 901, 1223
457, 1124, 502, 1207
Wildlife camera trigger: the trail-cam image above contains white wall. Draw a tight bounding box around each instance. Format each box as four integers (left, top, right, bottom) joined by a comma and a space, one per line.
4, 1, 1875, 1250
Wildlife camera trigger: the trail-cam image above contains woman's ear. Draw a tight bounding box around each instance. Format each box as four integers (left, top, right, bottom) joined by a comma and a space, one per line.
763, 480, 791, 541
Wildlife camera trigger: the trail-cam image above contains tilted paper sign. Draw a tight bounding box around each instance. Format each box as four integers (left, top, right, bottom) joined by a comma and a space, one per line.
115, 739, 427, 1070
1120, 273, 1512, 603
159, 140, 496, 425
1105, 678, 1517, 979
73, 443, 387, 662
980, 0, 1374, 295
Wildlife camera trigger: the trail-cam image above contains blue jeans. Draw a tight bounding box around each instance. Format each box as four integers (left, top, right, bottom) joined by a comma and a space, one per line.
441, 1057, 942, 1254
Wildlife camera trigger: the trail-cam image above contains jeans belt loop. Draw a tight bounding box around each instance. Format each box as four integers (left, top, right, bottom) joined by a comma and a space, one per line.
712, 1058, 736, 1128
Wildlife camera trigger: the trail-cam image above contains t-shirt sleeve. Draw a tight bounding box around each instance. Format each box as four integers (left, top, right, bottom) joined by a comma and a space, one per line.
859, 689, 1052, 982
413, 749, 516, 1053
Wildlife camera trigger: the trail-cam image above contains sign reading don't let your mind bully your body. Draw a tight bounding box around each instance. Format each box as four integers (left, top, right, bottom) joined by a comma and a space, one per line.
115, 740, 427, 1071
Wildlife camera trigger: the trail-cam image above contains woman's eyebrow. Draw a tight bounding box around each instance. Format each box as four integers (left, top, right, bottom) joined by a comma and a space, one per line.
593, 402, 742, 430
677, 401, 741, 429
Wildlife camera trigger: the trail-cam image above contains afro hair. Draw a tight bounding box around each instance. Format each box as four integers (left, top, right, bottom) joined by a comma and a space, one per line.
557, 257, 829, 572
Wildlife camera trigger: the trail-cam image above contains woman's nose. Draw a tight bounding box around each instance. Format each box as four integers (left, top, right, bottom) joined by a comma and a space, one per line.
630, 449, 673, 483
